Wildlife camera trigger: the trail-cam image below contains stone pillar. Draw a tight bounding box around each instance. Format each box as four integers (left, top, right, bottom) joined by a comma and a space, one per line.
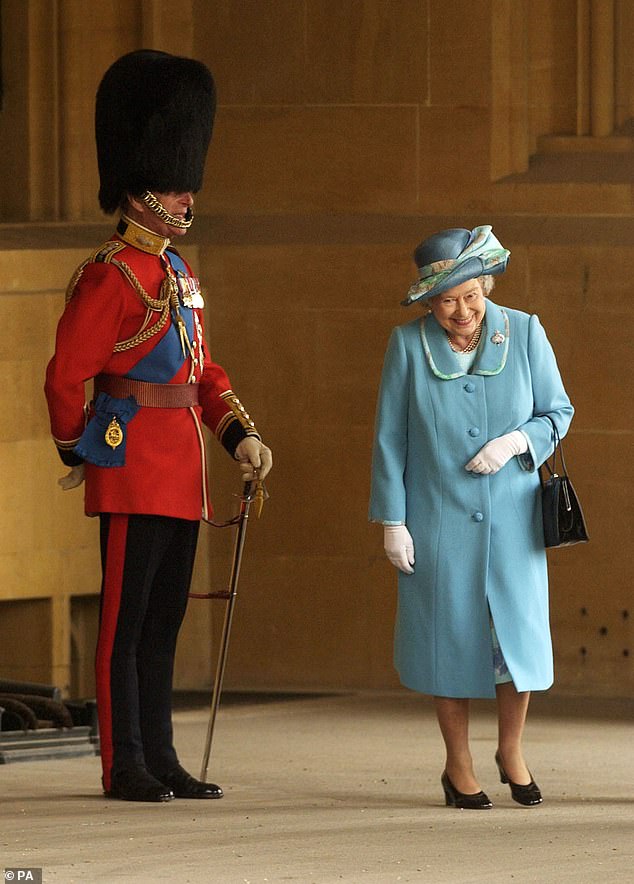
590, 0, 615, 136
0, 0, 61, 221
576, 0, 591, 135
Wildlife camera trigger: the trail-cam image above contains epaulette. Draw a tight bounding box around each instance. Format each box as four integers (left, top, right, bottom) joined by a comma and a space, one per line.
64, 240, 175, 352
65, 241, 128, 303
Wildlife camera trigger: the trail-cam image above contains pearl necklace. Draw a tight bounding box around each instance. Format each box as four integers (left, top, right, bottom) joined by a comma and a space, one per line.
446, 321, 483, 354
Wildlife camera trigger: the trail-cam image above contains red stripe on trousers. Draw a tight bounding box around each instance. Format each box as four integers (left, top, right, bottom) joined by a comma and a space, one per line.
95, 514, 128, 791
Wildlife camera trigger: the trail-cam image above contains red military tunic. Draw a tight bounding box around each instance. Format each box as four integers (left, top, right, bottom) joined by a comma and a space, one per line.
45, 225, 257, 521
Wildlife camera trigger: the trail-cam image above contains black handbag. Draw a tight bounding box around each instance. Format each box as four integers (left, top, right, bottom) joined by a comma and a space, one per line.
540, 417, 589, 548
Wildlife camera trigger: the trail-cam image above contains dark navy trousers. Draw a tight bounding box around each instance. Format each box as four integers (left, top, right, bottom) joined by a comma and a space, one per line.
97, 513, 199, 791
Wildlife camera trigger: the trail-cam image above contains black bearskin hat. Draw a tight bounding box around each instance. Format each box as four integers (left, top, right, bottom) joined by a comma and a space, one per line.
95, 50, 216, 213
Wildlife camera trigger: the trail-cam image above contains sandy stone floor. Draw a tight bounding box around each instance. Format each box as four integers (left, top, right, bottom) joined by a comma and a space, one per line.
1, 692, 632, 883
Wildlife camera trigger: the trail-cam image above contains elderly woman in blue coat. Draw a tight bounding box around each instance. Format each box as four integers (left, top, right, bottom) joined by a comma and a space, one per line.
370, 226, 573, 810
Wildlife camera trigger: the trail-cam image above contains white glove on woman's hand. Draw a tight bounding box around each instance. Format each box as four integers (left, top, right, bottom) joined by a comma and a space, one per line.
383, 525, 415, 574
58, 464, 85, 490
465, 430, 528, 474
235, 437, 273, 481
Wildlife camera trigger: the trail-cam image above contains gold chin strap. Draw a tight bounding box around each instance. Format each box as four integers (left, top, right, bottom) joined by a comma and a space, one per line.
141, 190, 194, 229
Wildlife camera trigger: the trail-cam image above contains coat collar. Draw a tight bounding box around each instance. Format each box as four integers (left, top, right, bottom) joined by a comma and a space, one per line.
419, 300, 510, 380
116, 215, 170, 255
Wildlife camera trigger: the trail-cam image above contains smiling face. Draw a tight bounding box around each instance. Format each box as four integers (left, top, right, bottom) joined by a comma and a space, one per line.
126, 191, 194, 238
429, 278, 487, 344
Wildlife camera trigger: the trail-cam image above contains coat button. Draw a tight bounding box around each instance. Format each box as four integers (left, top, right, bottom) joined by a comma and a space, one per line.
468, 427, 480, 437
472, 511, 484, 522
463, 382, 475, 393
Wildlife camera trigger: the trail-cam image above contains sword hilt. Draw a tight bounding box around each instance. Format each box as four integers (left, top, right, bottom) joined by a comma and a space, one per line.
243, 478, 268, 517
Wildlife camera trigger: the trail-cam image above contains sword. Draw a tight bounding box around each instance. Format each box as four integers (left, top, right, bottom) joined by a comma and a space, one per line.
192, 477, 268, 782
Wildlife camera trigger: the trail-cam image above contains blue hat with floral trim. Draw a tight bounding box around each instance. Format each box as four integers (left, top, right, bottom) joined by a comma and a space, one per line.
402, 225, 510, 306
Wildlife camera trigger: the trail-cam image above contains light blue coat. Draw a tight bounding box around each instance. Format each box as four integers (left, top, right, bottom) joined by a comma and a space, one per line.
369, 301, 574, 698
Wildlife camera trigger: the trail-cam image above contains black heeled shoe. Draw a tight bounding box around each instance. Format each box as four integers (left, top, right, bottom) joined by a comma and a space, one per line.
441, 770, 492, 810
495, 752, 543, 806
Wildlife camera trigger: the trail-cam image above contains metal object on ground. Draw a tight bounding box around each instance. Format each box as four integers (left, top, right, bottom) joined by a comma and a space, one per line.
192, 479, 268, 782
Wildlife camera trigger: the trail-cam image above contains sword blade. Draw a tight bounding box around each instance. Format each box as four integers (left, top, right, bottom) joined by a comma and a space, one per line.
199, 484, 253, 781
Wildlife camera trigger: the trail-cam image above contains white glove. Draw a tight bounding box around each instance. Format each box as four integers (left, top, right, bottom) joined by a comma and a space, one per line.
58, 464, 85, 490
235, 437, 273, 481
465, 430, 528, 474
383, 525, 415, 574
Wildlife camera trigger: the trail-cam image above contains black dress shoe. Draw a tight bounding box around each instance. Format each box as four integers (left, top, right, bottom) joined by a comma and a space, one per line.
441, 770, 492, 809
106, 768, 175, 802
156, 764, 223, 799
495, 751, 543, 806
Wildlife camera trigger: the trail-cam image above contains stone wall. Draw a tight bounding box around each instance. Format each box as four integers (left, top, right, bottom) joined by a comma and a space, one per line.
0, 0, 631, 698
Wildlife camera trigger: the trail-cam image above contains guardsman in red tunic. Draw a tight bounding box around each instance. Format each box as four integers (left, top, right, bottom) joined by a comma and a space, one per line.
45, 50, 272, 803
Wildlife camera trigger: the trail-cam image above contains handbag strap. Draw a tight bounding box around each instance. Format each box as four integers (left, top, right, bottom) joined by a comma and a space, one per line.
542, 415, 568, 478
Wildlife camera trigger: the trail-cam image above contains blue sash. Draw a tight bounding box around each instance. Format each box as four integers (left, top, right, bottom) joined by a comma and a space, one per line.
127, 250, 195, 382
